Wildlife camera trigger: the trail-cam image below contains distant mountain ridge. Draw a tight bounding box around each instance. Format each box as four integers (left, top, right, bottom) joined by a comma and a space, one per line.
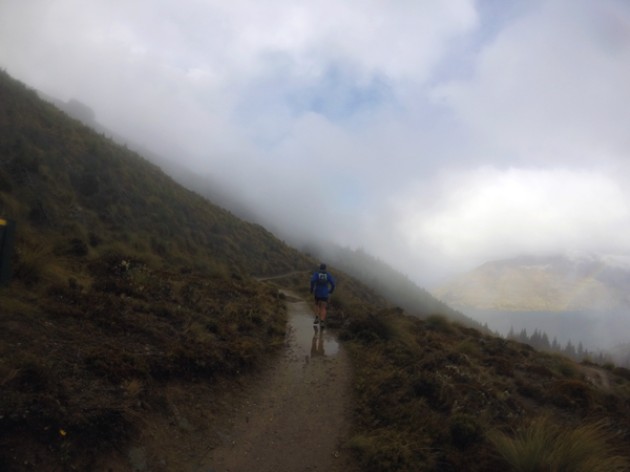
434, 254, 630, 313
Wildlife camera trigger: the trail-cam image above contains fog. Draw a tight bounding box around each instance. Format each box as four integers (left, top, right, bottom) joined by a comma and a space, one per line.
2, 0, 630, 287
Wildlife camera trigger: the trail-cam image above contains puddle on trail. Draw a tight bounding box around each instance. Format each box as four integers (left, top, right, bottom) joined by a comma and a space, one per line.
288, 301, 340, 358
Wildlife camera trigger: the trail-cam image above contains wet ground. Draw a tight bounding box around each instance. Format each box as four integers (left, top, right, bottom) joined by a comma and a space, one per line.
203, 295, 355, 472
290, 304, 340, 359
94, 292, 355, 472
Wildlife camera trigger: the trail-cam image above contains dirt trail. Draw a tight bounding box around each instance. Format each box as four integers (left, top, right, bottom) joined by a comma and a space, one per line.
200, 293, 356, 472
95, 291, 356, 472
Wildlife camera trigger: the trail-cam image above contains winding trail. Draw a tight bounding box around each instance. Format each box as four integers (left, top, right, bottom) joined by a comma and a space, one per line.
202, 291, 357, 472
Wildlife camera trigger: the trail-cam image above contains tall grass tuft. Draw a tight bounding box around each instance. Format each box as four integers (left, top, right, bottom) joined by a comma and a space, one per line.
489, 416, 629, 472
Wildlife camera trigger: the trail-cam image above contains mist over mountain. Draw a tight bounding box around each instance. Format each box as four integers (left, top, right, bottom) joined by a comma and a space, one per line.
435, 254, 630, 312
37, 86, 465, 328
434, 254, 630, 351
37, 90, 300, 233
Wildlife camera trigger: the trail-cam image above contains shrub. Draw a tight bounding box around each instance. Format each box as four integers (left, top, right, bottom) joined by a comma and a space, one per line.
455, 338, 482, 357
548, 379, 594, 410
340, 310, 394, 344
348, 429, 435, 472
13, 241, 54, 286
612, 366, 630, 382
489, 416, 629, 472
424, 314, 453, 333
547, 354, 579, 378
450, 413, 482, 449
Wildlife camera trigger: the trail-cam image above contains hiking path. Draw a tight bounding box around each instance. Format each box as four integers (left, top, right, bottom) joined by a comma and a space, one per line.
97, 286, 357, 472
202, 290, 357, 472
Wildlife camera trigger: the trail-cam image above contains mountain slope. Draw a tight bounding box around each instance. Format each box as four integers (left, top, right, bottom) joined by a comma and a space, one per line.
434, 254, 630, 312
340, 309, 630, 471
0, 71, 308, 279
0, 70, 324, 469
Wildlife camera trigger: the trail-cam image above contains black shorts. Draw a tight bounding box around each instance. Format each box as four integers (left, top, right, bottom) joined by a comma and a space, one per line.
315, 296, 329, 302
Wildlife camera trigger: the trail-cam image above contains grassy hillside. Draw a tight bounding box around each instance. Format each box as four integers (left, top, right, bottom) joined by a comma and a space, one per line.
340, 310, 630, 471
0, 71, 310, 280
0, 70, 321, 469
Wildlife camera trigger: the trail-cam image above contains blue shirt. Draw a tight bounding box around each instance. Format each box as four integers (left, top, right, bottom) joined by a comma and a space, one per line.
310, 271, 335, 298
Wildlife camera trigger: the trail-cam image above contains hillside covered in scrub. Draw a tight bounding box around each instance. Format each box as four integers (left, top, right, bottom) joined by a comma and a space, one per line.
1, 69, 630, 471
0, 69, 385, 470
338, 309, 630, 471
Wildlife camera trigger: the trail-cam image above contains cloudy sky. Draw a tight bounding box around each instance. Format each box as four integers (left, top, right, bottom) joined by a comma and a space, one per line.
2, 0, 630, 286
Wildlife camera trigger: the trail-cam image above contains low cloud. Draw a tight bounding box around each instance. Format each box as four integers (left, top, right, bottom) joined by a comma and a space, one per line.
387, 167, 630, 281
2, 0, 630, 286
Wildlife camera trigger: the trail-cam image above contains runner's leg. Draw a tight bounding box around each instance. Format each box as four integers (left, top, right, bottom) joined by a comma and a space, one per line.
319, 300, 327, 323
313, 297, 320, 323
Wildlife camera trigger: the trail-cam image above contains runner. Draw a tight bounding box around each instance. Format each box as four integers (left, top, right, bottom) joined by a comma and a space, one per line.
310, 263, 335, 328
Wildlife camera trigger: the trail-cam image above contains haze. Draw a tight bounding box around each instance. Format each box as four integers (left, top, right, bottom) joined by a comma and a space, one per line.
2, 0, 630, 286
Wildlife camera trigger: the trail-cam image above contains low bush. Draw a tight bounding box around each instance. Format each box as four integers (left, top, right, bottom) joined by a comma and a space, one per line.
424, 314, 453, 333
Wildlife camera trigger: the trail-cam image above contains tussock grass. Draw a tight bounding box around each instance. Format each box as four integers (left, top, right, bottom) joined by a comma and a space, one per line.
489, 416, 629, 472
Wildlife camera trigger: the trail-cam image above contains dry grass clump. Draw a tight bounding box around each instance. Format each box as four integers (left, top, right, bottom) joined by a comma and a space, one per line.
489, 416, 629, 472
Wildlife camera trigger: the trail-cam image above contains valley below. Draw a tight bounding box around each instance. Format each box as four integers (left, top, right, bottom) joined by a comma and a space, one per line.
467, 308, 629, 353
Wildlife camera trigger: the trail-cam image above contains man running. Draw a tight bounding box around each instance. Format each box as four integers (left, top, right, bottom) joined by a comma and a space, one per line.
310, 263, 335, 328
